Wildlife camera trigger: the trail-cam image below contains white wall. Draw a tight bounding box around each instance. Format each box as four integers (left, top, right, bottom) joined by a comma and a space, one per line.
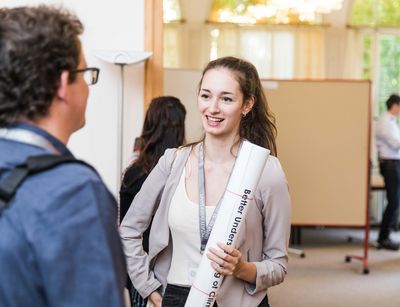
1, 0, 147, 195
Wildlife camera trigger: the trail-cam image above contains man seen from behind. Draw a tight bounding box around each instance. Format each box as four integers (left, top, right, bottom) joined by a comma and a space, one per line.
0, 6, 126, 306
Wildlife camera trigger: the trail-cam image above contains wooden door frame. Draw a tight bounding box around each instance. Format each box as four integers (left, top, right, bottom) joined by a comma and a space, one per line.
144, 0, 163, 110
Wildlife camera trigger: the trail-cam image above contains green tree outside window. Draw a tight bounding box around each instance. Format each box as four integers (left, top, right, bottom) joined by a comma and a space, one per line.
350, 0, 400, 27
350, 0, 400, 115
379, 35, 400, 114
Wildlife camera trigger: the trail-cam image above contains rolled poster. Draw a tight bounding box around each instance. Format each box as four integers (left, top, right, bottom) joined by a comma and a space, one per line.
184, 141, 270, 307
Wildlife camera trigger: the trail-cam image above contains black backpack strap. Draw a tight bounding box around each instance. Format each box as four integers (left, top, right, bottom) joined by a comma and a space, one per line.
0, 154, 95, 215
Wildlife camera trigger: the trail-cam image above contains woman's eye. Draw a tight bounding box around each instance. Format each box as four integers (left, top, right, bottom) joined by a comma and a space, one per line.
201, 94, 210, 100
222, 96, 233, 103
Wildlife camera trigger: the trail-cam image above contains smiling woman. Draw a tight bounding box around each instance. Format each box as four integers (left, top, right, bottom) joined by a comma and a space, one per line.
197, 68, 251, 140
196, 56, 277, 153
120, 56, 291, 307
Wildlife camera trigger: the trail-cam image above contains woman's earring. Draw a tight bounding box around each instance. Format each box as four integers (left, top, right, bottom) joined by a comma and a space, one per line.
242, 112, 247, 118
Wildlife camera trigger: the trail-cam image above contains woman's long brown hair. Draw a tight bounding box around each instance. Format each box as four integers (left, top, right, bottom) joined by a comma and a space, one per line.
122, 96, 186, 188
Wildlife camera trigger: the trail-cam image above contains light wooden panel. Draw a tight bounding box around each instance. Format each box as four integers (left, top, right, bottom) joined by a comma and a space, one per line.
264, 80, 371, 226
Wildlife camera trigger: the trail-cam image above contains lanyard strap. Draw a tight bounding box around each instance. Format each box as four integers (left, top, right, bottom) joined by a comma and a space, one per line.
0, 128, 60, 154
198, 142, 240, 253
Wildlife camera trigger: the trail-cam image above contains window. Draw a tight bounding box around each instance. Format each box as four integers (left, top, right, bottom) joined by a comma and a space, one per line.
209, 26, 295, 78
350, 0, 400, 115
379, 35, 400, 114
208, 0, 343, 25
350, 0, 400, 28
163, 1, 327, 79
163, 0, 182, 23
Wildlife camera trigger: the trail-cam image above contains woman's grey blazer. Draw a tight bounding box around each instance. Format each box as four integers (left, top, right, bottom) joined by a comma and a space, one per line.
120, 145, 291, 307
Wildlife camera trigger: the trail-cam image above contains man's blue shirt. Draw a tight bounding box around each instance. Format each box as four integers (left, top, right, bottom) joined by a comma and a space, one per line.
0, 123, 126, 307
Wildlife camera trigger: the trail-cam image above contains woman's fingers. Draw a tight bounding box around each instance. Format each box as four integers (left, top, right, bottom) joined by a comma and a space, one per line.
206, 243, 242, 276
207, 249, 234, 270
216, 242, 241, 258
149, 291, 162, 307
210, 261, 234, 276
216, 242, 234, 254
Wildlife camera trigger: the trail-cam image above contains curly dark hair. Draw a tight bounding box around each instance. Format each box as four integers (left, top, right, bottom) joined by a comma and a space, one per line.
0, 5, 83, 127
198, 56, 277, 155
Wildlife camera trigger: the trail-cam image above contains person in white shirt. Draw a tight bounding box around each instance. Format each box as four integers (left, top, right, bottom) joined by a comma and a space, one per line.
375, 94, 400, 250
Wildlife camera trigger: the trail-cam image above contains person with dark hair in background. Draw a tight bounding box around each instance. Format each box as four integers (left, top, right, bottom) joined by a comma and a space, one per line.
0, 6, 126, 306
376, 93, 400, 251
120, 95, 186, 307
120, 56, 291, 307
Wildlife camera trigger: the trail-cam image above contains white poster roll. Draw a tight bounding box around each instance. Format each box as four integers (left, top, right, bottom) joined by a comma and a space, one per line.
184, 141, 270, 307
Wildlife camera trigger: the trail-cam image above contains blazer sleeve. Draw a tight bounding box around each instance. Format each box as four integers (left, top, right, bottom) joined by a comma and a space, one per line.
245, 156, 291, 294
119, 148, 177, 298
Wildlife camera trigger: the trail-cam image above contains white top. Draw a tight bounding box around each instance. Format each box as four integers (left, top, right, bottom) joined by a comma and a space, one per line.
376, 112, 400, 159
167, 168, 215, 286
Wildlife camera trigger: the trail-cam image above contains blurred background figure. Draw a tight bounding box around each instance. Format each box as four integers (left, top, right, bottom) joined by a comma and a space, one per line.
375, 93, 400, 251
119, 95, 186, 307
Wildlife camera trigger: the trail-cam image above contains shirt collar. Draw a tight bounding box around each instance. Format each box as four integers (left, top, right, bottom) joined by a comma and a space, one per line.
9, 122, 73, 156
384, 112, 398, 121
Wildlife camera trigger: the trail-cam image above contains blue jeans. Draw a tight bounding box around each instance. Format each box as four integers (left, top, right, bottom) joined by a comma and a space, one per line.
162, 284, 269, 307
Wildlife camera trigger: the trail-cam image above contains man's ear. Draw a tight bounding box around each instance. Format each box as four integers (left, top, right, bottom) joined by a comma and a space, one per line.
56, 71, 70, 101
